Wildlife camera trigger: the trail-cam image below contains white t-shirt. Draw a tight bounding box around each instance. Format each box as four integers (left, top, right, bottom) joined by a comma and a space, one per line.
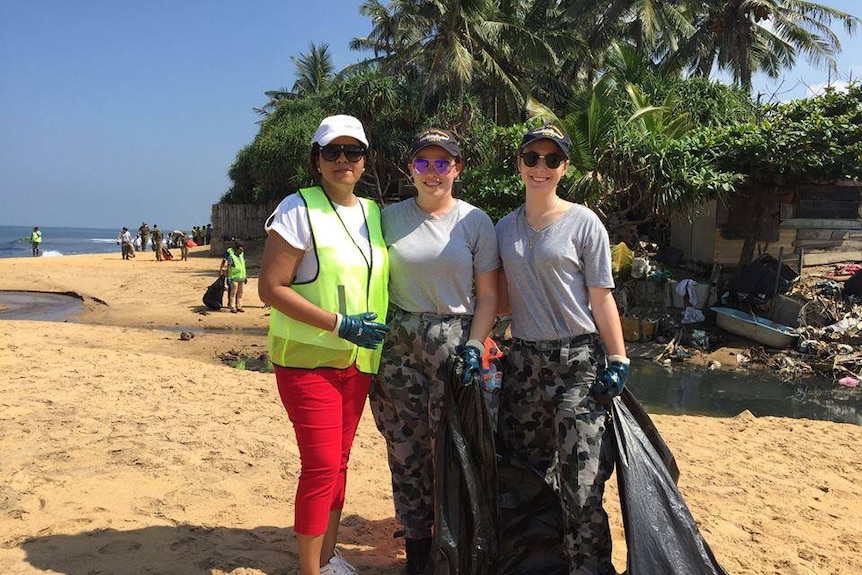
265, 192, 371, 283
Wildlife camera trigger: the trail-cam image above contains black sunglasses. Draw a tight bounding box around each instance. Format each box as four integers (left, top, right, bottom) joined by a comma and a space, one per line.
520, 151, 565, 169
319, 144, 367, 163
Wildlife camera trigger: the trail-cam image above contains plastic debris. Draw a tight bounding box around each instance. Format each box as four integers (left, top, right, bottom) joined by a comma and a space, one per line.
837, 377, 859, 388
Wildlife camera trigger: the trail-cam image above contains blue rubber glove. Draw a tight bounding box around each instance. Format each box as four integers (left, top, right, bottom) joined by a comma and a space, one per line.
337, 312, 389, 349
457, 339, 484, 385
592, 355, 630, 399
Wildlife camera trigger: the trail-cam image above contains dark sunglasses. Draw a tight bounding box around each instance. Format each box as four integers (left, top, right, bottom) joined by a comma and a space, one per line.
412, 158, 455, 175
319, 144, 367, 163
520, 151, 566, 169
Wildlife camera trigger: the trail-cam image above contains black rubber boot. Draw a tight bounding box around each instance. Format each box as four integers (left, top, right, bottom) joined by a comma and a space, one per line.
404, 537, 433, 575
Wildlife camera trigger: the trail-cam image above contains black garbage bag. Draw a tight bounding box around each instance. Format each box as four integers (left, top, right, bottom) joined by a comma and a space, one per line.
612, 397, 728, 575
732, 253, 796, 303
495, 389, 680, 574
433, 354, 499, 575
844, 269, 862, 299
620, 388, 679, 484
202, 275, 226, 310
497, 448, 567, 575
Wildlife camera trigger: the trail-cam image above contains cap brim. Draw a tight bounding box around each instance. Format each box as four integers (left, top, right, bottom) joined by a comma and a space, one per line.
410, 142, 461, 157
314, 131, 369, 147
521, 136, 569, 157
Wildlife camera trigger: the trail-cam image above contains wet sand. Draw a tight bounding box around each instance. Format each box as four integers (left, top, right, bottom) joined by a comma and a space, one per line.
1, 248, 861, 574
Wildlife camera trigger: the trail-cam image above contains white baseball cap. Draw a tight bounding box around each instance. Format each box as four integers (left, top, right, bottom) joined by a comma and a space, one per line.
311, 114, 369, 147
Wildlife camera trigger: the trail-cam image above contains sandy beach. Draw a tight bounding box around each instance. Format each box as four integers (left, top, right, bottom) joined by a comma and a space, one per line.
1, 247, 861, 575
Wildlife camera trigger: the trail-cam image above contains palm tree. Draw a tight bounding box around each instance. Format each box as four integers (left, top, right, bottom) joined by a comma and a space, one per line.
252, 87, 295, 118
664, 0, 859, 90
560, 0, 695, 72
291, 42, 335, 95
350, 0, 568, 121
253, 43, 335, 118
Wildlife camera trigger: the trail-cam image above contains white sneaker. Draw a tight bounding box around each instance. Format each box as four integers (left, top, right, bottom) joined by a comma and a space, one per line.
319, 547, 359, 574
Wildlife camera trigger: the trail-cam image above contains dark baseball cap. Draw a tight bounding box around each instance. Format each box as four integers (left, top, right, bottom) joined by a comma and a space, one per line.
408, 128, 461, 158
520, 125, 571, 158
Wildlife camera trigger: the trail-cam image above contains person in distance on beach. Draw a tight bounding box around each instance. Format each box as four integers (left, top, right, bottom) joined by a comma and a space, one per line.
152, 225, 164, 261
258, 114, 389, 575
219, 240, 246, 312
138, 222, 150, 252
117, 227, 134, 260
179, 231, 189, 261
496, 125, 628, 575
369, 127, 499, 574
30, 227, 42, 256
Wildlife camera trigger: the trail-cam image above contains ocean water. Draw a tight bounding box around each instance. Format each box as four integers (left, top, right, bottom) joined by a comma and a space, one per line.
0, 225, 122, 258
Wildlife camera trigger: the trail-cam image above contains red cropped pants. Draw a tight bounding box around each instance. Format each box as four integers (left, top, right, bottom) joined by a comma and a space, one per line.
275, 364, 371, 536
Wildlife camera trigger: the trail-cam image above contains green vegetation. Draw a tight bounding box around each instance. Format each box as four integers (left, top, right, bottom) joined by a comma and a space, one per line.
222, 1, 860, 262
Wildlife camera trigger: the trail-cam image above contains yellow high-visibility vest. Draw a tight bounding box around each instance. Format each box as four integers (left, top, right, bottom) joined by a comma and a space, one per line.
268, 187, 389, 374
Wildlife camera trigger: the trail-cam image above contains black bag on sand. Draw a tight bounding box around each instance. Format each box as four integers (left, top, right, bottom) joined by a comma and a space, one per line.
432, 354, 499, 575
612, 396, 728, 575
202, 275, 226, 310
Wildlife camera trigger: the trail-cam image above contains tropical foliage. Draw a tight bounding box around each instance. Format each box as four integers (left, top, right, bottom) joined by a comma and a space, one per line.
665, 0, 858, 90
224, 1, 860, 254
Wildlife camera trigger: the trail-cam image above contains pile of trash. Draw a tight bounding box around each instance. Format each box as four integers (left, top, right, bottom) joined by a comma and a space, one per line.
613, 242, 862, 387
780, 270, 862, 386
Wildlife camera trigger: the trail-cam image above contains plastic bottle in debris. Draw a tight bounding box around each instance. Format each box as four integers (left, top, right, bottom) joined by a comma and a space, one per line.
481, 337, 504, 428
481, 339, 503, 393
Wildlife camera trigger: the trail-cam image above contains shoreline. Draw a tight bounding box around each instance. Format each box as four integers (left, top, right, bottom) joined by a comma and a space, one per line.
1, 251, 861, 574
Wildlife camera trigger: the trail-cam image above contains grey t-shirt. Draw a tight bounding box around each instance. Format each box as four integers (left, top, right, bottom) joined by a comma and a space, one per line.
383, 198, 500, 314
496, 203, 614, 341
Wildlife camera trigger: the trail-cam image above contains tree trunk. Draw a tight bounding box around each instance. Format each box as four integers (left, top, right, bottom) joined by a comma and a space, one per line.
737, 185, 778, 267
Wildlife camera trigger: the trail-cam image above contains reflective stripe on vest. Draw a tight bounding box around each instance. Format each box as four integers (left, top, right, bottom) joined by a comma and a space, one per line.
226, 248, 246, 280
268, 187, 389, 374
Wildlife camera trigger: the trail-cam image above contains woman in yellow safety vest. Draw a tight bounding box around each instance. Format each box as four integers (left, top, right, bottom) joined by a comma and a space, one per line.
258, 115, 388, 575
219, 241, 247, 312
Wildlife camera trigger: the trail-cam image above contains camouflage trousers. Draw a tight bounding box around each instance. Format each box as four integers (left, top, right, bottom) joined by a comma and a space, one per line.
369, 306, 472, 539
499, 336, 617, 575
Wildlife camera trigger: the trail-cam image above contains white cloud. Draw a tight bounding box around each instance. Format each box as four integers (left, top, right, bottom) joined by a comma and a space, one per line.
806, 80, 850, 97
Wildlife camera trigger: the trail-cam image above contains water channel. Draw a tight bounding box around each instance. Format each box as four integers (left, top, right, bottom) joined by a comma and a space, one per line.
629, 362, 861, 425
0, 291, 86, 322
2, 290, 860, 426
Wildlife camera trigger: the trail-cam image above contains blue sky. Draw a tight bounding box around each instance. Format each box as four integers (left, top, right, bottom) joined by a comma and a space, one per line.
1, 1, 859, 230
